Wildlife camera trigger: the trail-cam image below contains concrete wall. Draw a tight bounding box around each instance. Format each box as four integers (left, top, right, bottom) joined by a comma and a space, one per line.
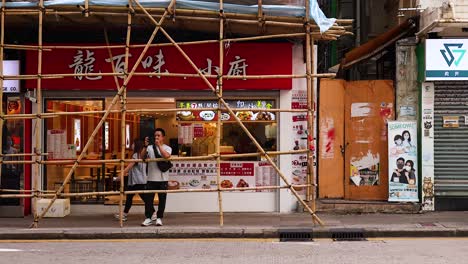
419, 0, 468, 29
396, 38, 419, 121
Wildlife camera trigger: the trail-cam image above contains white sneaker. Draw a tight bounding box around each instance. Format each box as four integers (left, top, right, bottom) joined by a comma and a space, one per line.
155, 218, 163, 226
114, 213, 127, 222
141, 218, 153, 226
151, 212, 157, 221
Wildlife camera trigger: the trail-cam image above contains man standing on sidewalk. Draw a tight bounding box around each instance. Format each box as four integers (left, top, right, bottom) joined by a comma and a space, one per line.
142, 128, 172, 226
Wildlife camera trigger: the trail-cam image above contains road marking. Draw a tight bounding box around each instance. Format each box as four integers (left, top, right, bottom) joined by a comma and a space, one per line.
2, 237, 468, 243
368, 237, 468, 241
0, 248, 24, 252
0, 238, 279, 243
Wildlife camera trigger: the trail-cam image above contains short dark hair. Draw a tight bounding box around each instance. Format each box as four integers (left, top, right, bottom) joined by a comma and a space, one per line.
394, 135, 403, 141
397, 157, 405, 163
154, 128, 166, 136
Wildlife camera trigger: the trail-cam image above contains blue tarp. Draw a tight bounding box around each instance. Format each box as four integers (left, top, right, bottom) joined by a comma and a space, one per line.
4, 0, 336, 33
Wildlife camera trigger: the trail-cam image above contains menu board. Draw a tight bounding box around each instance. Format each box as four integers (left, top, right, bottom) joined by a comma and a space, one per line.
176, 99, 276, 122
47, 129, 76, 160
178, 123, 194, 144
167, 161, 277, 192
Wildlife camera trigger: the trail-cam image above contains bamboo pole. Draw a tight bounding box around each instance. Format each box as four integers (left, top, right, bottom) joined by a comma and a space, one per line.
104, 22, 126, 227
2, 107, 310, 121
119, 91, 127, 228
305, 0, 320, 225
84, 0, 89, 17
309, 37, 317, 212
1, 71, 336, 80
0, 184, 313, 199
0, 153, 48, 157
125, 184, 312, 194
1, 31, 337, 51
216, 0, 225, 227
118, 3, 132, 227
32, 0, 176, 226
30, 0, 44, 228
30, 12, 344, 35
3, 6, 351, 28
0, 149, 311, 165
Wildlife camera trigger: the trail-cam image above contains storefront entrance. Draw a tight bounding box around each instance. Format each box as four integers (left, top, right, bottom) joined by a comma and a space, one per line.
42, 95, 279, 210
433, 81, 468, 210
44, 99, 106, 203
318, 79, 394, 200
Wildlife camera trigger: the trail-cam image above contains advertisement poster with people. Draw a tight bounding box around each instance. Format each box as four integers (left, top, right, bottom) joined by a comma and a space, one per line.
388, 121, 418, 202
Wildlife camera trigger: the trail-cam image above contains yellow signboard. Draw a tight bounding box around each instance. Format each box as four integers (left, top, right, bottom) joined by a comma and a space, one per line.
443, 116, 459, 128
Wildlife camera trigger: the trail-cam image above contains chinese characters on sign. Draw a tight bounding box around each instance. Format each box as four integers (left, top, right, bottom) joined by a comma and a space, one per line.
26, 43, 293, 90
177, 100, 274, 110
166, 161, 276, 192
69, 49, 249, 81
69, 50, 102, 80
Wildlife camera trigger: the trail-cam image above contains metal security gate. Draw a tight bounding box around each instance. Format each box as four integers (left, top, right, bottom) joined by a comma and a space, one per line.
434, 81, 468, 209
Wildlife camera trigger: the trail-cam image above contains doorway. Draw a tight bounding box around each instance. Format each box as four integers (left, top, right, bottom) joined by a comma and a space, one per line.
319, 79, 394, 200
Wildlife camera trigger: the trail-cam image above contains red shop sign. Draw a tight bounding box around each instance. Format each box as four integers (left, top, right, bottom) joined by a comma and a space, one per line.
25, 42, 292, 90
220, 162, 255, 177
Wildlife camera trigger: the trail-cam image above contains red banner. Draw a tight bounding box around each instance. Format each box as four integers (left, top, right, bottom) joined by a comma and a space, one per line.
220, 162, 255, 177
25, 42, 292, 90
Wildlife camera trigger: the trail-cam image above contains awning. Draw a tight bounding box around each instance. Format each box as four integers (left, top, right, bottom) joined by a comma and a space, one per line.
337, 18, 417, 71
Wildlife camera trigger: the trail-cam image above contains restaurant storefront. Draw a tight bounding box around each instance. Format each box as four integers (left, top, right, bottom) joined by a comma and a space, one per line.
24, 42, 313, 213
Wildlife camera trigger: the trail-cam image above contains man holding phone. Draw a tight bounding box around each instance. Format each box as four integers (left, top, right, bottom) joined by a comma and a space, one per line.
141, 128, 172, 226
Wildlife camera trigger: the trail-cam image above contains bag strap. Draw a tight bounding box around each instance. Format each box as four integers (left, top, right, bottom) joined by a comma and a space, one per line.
153, 145, 162, 158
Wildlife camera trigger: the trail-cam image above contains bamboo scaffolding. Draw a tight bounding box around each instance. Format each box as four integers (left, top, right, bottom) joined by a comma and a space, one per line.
0, 0, 350, 228
32, 0, 176, 227
134, 0, 324, 225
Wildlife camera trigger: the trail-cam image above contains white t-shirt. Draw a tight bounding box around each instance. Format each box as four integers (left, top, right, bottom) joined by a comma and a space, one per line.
146, 144, 172, 182
128, 152, 147, 186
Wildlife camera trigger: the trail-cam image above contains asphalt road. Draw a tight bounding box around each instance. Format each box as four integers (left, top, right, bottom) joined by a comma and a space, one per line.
1, 238, 467, 264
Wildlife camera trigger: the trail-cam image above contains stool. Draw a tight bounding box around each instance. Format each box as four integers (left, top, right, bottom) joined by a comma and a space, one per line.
72, 180, 94, 202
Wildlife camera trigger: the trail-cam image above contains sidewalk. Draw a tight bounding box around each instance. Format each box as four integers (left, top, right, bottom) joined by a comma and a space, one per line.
1, 205, 468, 239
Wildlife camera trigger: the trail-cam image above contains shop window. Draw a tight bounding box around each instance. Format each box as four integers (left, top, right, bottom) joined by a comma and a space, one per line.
1, 96, 24, 207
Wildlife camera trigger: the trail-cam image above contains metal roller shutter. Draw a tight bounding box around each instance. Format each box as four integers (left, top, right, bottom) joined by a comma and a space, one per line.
434, 81, 468, 197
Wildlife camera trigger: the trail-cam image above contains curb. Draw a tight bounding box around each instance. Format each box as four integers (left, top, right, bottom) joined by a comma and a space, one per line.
1, 227, 468, 240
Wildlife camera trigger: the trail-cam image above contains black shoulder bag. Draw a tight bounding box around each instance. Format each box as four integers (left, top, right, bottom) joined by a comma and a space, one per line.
153, 145, 173, 172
